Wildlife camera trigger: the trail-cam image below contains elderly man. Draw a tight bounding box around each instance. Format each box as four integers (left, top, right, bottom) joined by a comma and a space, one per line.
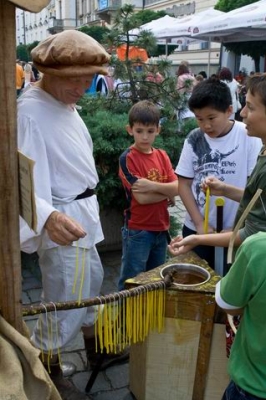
18, 30, 126, 398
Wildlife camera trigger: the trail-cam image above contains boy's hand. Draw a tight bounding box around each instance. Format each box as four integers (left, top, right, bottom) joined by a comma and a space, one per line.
168, 235, 197, 256
168, 197, 176, 207
201, 176, 226, 196
132, 178, 154, 193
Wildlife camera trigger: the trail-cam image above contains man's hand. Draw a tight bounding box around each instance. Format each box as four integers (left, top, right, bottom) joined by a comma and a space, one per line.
44, 211, 87, 246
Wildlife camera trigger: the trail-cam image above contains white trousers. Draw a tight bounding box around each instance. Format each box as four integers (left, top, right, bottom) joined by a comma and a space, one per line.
31, 245, 104, 353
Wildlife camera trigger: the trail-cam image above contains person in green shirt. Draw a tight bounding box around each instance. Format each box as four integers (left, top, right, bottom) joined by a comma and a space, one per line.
215, 232, 266, 399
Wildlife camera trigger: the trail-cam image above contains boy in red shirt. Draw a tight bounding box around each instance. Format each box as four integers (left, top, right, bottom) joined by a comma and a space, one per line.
118, 100, 179, 290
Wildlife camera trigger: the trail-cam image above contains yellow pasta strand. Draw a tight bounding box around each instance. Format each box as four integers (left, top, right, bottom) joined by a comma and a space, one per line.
78, 247, 86, 304
204, 187, 210, 234
72, 245, 79, 294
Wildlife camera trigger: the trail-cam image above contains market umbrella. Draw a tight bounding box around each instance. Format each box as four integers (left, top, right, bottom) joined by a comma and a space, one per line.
152, 8, 224, 39
191, 0, 266, 43
0, 0, 50, 333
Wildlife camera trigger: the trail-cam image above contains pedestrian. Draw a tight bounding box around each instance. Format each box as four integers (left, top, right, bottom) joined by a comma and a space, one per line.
16, 60, 24, 96
216, 231, 266, 400
168, 74, 266, 261
118, 100, 179, 290
18, 30, 126, 399
219, 67, 240, 120
175, 63, 196, 121
175, 77, 261, 270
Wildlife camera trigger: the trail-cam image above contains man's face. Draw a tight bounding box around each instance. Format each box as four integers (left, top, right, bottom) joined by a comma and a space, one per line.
241, 90, 266, 140
43, 74, 94, 104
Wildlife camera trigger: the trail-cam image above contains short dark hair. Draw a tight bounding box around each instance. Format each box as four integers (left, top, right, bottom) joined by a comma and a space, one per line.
128, 100, 160, 127
219, 67, 233, 82
246, 73, 266, 107
188, 77, 232, 112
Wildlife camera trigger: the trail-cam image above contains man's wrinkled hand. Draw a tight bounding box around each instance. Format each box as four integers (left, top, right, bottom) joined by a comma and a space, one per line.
44, 211, 87, 246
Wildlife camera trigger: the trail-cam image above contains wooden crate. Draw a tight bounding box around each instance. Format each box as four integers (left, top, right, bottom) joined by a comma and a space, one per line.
126, 252, 229, 400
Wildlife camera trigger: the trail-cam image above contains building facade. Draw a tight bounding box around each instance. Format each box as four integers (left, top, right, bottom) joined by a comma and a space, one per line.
16, 0, 225, 75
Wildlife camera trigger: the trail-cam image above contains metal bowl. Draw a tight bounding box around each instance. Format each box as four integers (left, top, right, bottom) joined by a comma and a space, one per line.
160, 263, 211, 287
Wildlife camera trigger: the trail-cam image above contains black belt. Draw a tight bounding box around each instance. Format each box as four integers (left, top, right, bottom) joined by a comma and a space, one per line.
75, 188, 95, 200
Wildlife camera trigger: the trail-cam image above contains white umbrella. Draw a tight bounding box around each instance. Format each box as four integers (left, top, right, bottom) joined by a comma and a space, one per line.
153, 8, 224, 39
129, 15, 178, 37
191, 0, 266, 43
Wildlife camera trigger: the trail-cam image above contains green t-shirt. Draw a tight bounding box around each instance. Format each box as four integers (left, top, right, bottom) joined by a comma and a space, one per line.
234, 148, 266, 241
220, 232, 266, 398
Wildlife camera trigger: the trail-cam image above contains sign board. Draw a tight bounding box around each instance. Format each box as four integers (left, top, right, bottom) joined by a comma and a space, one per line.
18, 151, 37, 232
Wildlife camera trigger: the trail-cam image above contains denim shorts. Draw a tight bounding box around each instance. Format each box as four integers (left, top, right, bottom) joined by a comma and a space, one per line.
222, 381, 266, 400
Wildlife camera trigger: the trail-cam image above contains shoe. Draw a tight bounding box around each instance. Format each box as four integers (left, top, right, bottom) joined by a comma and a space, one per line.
84, 336, 129, 371
61, 361, 77, 377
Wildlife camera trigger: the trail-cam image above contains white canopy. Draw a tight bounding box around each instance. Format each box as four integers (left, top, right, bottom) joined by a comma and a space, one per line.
153, 8, 224, 39
191, 0, 266, 43
129, 15, 178, 37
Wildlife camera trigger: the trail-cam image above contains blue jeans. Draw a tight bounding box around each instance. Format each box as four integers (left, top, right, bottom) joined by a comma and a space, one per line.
118, 227, 168, 290
222, 381, 264, 400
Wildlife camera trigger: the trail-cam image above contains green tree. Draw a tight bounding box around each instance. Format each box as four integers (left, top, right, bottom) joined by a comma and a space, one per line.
215, 0, 266, 71
78, 25, 109, 43
16, 44, 29, 62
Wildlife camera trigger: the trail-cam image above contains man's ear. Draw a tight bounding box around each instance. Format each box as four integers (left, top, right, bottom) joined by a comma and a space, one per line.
157, 125, 161, 135
126, 125, 134, 136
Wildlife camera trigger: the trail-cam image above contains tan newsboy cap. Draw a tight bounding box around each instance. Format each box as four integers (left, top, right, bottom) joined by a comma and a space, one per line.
31, 30, 110, 77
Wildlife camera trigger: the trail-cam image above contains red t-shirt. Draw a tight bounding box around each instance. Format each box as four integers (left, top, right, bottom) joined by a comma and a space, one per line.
119, 146, 177, 231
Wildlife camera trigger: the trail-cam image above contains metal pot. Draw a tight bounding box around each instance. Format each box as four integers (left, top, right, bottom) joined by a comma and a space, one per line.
160, 263, 211, 287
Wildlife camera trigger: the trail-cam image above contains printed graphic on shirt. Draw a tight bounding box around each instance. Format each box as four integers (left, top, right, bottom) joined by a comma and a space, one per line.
147, 168, 168, 182
188, 131, 238, 207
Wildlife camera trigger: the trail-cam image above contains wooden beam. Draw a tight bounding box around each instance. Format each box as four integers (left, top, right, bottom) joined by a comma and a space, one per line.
0, 0, 22, 333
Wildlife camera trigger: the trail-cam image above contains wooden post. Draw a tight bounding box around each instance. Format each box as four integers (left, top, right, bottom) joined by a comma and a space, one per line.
0, 0, 23, 333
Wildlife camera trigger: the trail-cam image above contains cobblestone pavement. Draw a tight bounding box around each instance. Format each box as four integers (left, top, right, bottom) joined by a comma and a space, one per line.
22, 197, 186, 399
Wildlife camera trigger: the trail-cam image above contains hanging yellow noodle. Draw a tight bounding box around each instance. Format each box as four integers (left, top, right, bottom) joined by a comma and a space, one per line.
78, 247, 86, 304
204, 187, 210, 234
72, 245, 79, 294
107, 302, 113, 353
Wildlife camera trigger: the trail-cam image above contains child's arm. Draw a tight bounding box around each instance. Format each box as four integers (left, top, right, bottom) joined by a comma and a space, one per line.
133, 191, 168, 205
202, 177, 244, 202
168, 230, 242, 257
178, 177, 214, 233
132, 178, 179, 198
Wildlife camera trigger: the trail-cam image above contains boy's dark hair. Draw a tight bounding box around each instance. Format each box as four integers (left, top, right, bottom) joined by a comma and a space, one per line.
246, 73, 266, 107
188, 77, 232, 112
128, 100, 160, 127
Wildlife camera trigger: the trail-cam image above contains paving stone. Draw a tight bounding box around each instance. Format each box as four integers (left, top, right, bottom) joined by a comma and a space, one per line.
61, 351, 86, 372
72, 370, 111, 394
104, 362, 129, 389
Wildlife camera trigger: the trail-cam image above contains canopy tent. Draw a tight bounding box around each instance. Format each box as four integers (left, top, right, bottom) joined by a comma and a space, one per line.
152, 8, 224, 39
191, 0, 266, 43
129, 15, 178, 37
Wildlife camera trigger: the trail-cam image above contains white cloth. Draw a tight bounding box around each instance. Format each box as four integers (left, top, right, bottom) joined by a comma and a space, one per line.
31, 246, 103, 351
18, 86, 104, 253
221, 78, 239, 114
17, 86, 104, 351
176, 121, 262, 231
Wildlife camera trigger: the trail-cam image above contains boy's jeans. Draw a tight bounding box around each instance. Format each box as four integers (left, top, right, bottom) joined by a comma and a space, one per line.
222, 381, 264, 400
118, 227, 168, 290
